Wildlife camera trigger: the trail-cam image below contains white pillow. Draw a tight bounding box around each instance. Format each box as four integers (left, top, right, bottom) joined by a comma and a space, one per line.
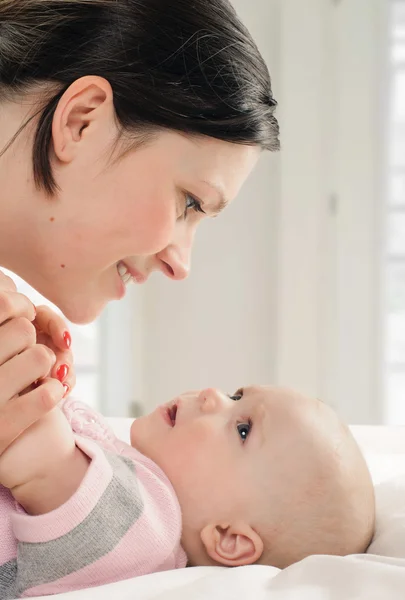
367, 466, 405, 558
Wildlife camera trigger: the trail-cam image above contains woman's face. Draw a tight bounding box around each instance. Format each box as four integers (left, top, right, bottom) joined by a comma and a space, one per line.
1, 79, 259, 323
29, 131, 259, 323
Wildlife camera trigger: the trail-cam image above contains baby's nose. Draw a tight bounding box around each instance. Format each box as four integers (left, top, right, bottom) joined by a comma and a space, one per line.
198, 388, 225, 413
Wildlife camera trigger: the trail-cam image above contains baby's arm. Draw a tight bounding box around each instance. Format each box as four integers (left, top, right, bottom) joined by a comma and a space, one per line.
5, 441, 184, 596
0, 405, 89, 514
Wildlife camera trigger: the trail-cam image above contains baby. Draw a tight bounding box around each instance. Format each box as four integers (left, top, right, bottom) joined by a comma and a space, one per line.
0, 385, 375, 597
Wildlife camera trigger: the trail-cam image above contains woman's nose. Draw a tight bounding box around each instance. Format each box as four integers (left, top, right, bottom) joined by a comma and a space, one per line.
156, 244, 190, 281
198, 388, 225, 413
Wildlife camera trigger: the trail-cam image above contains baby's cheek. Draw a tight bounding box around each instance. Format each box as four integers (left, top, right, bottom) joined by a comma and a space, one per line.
181, 419, 215, 446
172, 424, 217, 469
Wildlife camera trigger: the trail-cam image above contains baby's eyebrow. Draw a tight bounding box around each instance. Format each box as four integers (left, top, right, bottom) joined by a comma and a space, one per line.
251, 400, 266, 448
240, 385, 257, 396
257, 414, 266, 448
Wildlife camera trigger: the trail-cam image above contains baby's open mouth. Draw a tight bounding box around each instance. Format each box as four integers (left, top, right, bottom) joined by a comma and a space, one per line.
167, 404, 177, 427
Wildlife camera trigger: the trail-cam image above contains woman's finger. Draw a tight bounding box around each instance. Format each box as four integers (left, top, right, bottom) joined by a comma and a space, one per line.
0, 291, 36, 326
34, 331, 75, 389
0, 317, 37, 365
0, 345, 56, 404
52, 349, 75, 387
0, 379, 64, 454
24, 377, 65, 408
0, 271, 17, 293
34, 305, 71, 351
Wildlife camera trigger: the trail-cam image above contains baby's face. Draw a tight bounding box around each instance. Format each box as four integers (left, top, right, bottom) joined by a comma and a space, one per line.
131, 386, 270, 517
130, 387, 262, 521
130, 386, 374, 567
130, 387, 336, 550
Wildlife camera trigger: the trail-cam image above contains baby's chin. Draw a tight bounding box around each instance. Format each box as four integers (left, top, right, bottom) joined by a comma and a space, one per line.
129, 417, 146, 452
129, 415, 159, 460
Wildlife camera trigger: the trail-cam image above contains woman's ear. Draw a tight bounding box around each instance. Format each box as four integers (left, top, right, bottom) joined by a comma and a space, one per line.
200, 522, 263, 567
51, 75, 114, 163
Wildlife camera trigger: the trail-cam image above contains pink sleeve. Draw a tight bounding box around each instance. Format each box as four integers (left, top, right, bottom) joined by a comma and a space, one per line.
12, 437, 113, 543
9, 436, 186, 597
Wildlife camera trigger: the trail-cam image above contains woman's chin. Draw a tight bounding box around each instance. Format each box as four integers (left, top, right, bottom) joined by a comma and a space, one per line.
57, 293, 106, 324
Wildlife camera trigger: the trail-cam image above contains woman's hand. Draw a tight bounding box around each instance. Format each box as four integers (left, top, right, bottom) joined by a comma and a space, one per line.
34, 305, 76, 396
0, 271, 65, 455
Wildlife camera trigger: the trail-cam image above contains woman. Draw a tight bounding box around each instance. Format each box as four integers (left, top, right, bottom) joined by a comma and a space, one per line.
0, 0, 279, 453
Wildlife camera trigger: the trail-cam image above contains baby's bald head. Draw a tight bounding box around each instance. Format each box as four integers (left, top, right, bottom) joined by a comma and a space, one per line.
247, 387, 375, 568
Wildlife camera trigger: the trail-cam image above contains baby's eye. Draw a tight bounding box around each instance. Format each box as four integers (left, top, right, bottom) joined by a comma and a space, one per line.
237, 419, 252, 442
229, 388, 244, 401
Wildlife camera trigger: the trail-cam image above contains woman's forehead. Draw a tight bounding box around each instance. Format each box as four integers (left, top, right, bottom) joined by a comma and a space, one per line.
166, 132, 260, 196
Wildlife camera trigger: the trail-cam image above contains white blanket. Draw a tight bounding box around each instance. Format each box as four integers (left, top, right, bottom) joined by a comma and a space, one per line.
28, 422, 405, 599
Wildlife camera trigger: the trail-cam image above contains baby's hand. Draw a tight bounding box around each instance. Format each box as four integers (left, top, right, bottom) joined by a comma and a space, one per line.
0, 402, 73, 490
0, 404, 89, 514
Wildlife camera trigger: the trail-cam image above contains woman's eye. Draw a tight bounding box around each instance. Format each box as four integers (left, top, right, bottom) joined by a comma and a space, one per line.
183, 194, 205, 218
237, 420, 252, 442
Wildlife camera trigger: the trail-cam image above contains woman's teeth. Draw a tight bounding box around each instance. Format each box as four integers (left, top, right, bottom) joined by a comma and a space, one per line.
117, 262, 134, 286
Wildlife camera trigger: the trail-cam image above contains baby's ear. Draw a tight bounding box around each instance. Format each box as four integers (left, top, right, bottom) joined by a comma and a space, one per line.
200, 522, 263, 567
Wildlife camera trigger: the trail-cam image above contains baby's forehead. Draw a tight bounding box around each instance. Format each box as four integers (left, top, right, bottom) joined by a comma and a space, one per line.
243, 385, 323, 438
244, 392, 336, 473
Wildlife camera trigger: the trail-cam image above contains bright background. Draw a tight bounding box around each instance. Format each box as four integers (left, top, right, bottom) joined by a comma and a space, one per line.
7, 0, 405, 426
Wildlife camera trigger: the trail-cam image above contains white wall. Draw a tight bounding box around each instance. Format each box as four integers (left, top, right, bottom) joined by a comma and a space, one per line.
275, 0, 331, 396
273, 0, 387, 424
138, 0, 281, 410
274, 0, 387, 424
323, 0, 387, 424
131, 0, 387, 424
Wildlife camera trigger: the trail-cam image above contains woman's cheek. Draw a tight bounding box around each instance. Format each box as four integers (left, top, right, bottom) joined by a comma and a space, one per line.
134, 199, 177, 254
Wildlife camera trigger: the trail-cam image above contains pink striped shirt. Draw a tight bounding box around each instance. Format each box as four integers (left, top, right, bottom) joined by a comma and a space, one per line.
0, 398, 187, 598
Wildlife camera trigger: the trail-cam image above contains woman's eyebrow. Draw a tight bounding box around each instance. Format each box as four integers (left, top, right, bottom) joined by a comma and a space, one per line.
202, 180, 229, 216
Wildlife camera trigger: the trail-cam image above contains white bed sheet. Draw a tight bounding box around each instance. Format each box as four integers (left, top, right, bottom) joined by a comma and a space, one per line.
27, 421, 405, 600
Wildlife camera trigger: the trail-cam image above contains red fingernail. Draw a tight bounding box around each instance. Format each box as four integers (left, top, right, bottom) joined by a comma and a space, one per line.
63, 331, 71, 349
63, 383, 70, 397
56, 364, 69, 382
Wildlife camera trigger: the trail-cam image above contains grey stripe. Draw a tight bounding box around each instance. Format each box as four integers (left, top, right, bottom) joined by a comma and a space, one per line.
0, 560, 17, 599
16, 452, 143, 595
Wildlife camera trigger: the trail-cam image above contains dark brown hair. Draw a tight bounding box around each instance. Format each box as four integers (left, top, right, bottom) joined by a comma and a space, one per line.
0, 0, 279, 194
